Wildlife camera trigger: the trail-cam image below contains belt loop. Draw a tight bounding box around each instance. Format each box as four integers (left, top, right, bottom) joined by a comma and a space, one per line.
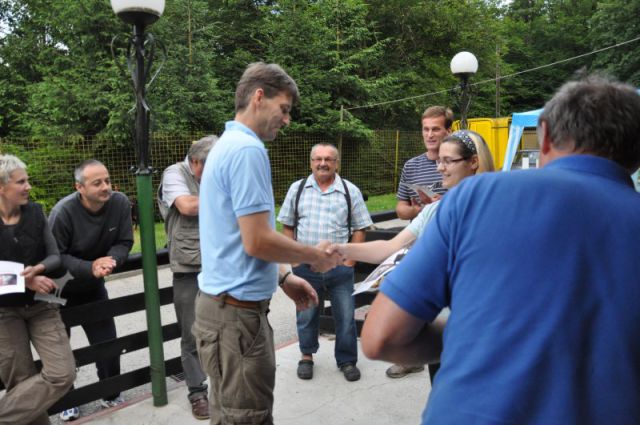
220, 293, 227, 308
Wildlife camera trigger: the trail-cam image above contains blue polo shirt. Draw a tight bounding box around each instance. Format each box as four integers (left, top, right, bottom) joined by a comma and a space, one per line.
198, 121, 278, 301
382, 155, 640, 425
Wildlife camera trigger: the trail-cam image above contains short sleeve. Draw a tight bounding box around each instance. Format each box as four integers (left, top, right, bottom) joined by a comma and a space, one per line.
397, 164, 411, 201
162, 165, 191, 208
277, 180, 302, 226
380, 197, 453, 322
348, 185, 373, 230
228, 146, 273, 217
405, 201, 440, 238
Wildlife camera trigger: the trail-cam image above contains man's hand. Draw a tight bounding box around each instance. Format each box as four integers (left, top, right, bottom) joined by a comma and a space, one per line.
281, 274, 319, 311
92, 256, 117, 278
416, 191, 442, 206
310, 240, 341, 272
25, 275, 58, 294
410, 196, 426, 212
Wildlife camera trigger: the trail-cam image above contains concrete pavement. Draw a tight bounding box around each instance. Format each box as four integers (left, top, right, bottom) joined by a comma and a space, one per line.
82, 336, 431, 425
45, 216, 428, 424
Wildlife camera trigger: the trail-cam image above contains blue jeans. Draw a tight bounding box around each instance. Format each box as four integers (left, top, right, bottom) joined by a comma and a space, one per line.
294, 264, 357, 367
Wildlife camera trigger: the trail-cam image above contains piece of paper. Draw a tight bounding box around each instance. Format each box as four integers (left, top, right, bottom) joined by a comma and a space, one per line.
0, 261, 25, 295
400, 182, 437, 198
34, 271, 73, 306
353, 246, 411, 295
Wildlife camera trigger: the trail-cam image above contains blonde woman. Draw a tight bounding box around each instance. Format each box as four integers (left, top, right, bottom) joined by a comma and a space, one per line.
329, 130, 495, 378
0, 154, 76, 423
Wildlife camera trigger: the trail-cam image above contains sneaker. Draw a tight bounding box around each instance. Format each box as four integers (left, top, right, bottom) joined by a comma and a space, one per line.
297, 359, 314, 380
100, 396, 125, 409
385, 364, 424, 378
59, 407, 80, 421
190, 395, 210, 420
339, 363, 361, 382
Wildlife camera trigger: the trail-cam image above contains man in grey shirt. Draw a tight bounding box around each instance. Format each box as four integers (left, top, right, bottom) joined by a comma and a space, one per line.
49, 159, 133, 420
158, 135, 217, 420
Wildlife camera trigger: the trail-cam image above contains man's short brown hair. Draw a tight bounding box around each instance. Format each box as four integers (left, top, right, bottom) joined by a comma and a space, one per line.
235, 62, 300, 113
422, 106, 454, 129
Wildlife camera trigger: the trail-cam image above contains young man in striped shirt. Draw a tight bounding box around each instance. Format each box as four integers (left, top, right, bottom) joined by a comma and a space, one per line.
395, 106, 453, 221
390, 106, 452, 379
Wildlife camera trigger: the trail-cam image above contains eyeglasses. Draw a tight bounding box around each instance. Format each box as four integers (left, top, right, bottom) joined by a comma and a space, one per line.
311, 157, 337, 163
436, 157, 467, 167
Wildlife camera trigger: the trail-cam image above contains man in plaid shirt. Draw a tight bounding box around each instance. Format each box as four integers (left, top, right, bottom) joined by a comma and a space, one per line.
278, 143, 372, 382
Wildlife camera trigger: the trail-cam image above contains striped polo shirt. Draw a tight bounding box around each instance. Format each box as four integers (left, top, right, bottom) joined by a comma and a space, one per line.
396, 153, 446, 201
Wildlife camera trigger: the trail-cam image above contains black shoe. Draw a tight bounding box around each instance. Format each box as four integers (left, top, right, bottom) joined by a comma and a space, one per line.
340, 363, 361, 382
297, 359, 314, 380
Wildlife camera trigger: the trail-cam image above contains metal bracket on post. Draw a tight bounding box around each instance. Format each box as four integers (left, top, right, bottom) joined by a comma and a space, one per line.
451, 75, 473, 130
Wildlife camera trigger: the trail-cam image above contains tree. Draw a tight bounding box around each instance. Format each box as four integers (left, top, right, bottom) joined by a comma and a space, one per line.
499, 0, 597, 112
589, 0, 640, 86
260, 0, 393, 136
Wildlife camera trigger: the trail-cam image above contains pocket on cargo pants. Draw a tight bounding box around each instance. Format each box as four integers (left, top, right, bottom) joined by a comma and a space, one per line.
220, 310, 275, 424
193, 323, 221, 381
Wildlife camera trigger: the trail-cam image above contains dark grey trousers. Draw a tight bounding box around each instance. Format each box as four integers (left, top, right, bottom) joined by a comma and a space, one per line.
172, 272, 207, 400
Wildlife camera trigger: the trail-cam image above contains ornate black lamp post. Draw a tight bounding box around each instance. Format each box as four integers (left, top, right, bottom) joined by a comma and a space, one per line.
450, 51, 478, 130
110, 0, 167, 406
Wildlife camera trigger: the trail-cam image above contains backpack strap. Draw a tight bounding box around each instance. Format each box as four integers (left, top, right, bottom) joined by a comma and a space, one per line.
292, 177, 307, 241
340, 177, 352, 241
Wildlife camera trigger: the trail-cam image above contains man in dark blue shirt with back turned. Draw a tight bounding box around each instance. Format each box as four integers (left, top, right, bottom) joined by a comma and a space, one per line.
363, 76, 640, 425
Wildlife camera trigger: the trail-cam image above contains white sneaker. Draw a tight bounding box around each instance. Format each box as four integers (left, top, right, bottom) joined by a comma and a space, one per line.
59, 407, 80, 421
100, 396, 125, 409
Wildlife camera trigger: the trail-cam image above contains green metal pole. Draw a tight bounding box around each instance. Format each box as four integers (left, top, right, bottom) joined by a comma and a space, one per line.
136, 172, 167, 406
132, 21, 167, 407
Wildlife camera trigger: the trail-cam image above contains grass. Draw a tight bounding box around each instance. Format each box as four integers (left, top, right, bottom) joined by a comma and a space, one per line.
131, 192, 397, 254
365, 193, 397, 212
131, 222, 167, 254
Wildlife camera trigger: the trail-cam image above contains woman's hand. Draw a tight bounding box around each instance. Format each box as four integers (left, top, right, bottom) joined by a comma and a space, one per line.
21, 264, 45, 281
25, 275, 58, 294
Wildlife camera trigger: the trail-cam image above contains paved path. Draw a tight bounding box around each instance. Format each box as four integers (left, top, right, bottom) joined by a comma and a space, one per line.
78, 336, 431, 425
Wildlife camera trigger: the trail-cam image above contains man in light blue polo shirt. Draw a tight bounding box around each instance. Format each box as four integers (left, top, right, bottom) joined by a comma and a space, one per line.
193, 62, 339, 425
361, 76, 640, 425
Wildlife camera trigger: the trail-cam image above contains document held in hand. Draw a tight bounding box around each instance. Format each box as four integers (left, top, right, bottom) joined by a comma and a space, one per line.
401, 182, 438, 199
0, 261, 25, 295
353, 246, 411, 295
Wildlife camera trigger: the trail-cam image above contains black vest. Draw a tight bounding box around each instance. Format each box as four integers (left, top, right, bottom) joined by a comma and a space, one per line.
0, 201, 46, 307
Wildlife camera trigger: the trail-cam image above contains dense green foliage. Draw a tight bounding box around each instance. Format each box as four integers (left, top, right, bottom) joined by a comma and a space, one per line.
1, 0, 638, 140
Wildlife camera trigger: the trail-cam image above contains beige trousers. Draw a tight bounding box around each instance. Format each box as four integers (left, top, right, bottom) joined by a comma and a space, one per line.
193, 291, 274, 425
0, 302, 76, 425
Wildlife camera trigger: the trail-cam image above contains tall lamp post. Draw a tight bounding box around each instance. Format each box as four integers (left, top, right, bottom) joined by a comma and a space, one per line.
450, 51, 478, 130
110, 0, 167, 407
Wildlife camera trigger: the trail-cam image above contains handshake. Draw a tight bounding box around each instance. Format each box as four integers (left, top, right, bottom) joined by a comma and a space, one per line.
309, 241, 351, 273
